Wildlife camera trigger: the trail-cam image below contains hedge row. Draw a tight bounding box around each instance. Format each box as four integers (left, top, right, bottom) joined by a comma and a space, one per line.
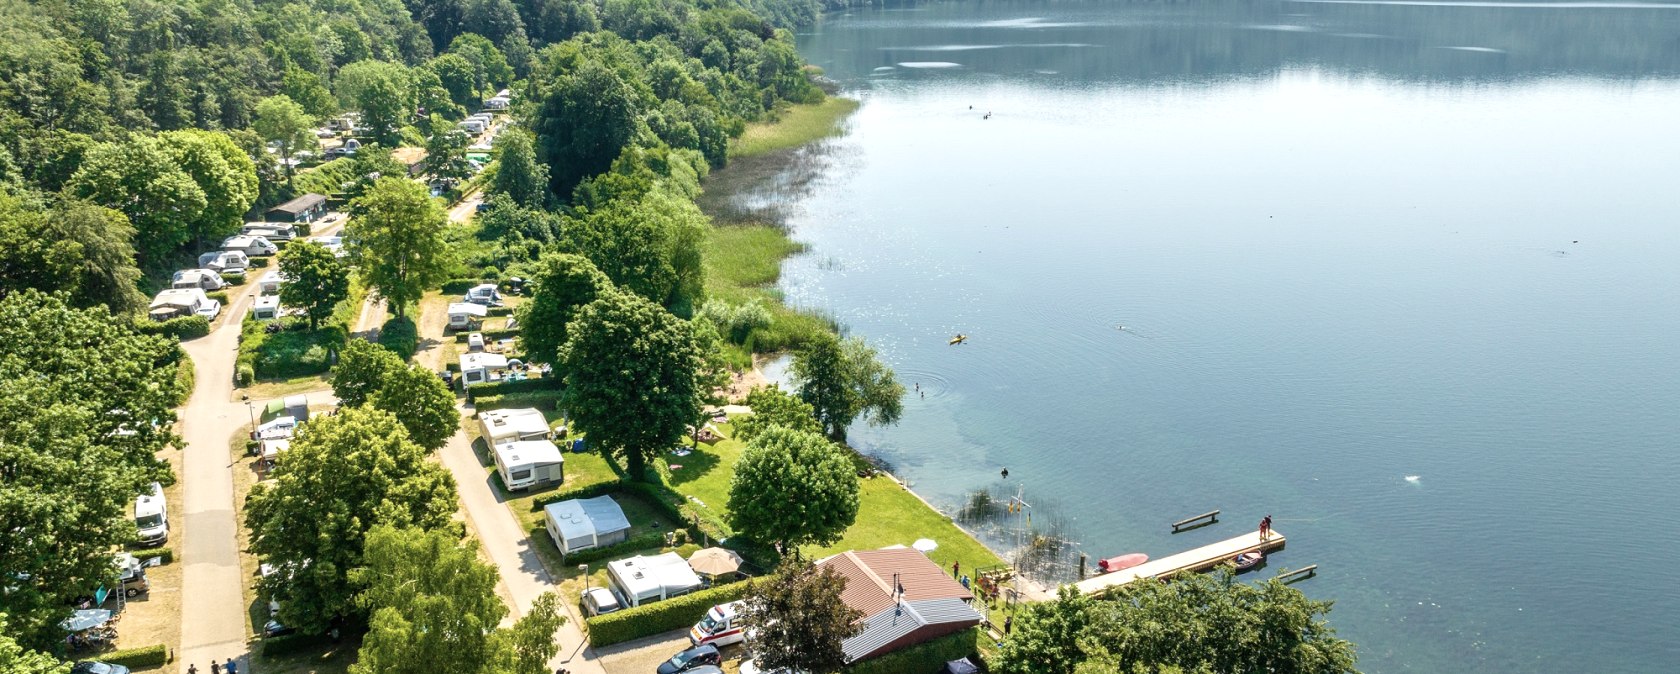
584, 579, 754, 647
848, 627, 982, 674
206, 290, 230, 306
440, 278, 487, 294
102, 644, 169, 669
377, 316, 418, 361
132, 547, 173, 565
221, 271, 247, 285
561, 529, 668, 566
137, 316, 211, 340
488, 306, 513, 317
171, 353, 195, 406
473, 390, 564, 412
453, 328, 519, 343
466, 376, 562, 398
260, 632, 334, 657
249, 257, 270, 268
530, 480, 624, 510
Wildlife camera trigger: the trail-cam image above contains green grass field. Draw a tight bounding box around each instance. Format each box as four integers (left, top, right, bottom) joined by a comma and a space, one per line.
730, 97, 861, 158
702, 225, 835, 357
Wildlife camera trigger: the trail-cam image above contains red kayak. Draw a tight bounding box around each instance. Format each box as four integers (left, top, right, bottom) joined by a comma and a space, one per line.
1097, 553, 1149, 573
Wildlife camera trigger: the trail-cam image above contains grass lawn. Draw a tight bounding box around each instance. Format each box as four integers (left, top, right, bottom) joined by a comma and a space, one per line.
730, 97, 860, 158
233, 374, 331, 402
702, 225, 834, 356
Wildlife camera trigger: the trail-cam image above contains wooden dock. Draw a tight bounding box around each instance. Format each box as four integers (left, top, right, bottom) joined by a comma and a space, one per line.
1072, 529, 1287, 596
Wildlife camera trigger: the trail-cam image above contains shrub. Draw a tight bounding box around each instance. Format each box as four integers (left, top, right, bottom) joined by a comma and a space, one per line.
250, 257, 270, 268
236, 363, 256, 386
530, 480, 626, 510
206, 290, 230, 305
465, 376, 561, 398
377, 316, 418, 360
453, 328, 519, 343
440, 278, 483, 294
561, 529, 667, 565
239, 318, 345, 379
585, 580, 755, 647
850, 627, 981, 674
221, 271, 248, 286
487, 306, 513, 317
172, 352, 195, 405
473, 390, 564, 412
138, 316, 211, 340
259, 632, 334, 657
102, 644, 169, 668
131, 547, 174, 565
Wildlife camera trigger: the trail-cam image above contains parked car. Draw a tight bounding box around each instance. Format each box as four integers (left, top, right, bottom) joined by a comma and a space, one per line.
583, 587, 621, 616
72, 662, 131, 674
656, 644, 720, 674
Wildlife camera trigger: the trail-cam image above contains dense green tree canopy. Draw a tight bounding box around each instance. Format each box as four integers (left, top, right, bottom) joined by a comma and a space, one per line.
534, 59, 641, 199
348, 177, 451, 318
370, 363, 461, 451
990, 577, 1359, 674
0, 194, 145, 314
425, 121, 476, 186
561, 185, 706, 315
64, 135, 208, 264
516, 252, 612, 365
790, 334, 905, 441
254, 95, 317, 181
732, 385, 821, 443
159, 130, 260, 247
0, 291, 182, 650
727, 426, 859, 549
245, 406, 459, 635
332, 339, 407, 409
560, 290, 700, 480
490, 129, 550, 208
278, 241, 351, 331
0, 613, 68, 674
741, 558, 863, 674
337, 60, 419, 146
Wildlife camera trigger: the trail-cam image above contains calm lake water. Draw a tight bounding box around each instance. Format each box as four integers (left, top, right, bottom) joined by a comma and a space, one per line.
721, 1, 1680, 671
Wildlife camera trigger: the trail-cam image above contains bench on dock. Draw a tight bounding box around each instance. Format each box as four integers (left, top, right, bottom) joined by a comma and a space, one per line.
1171, 510, 1220, 532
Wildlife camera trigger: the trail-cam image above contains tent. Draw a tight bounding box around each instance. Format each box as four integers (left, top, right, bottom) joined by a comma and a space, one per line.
543, 496, 631, 554
60, 609, 112, 632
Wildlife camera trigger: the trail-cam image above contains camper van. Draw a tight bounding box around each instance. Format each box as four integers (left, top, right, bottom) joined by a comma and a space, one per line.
222, 234, 279, 256
464, 283, 502, 306
148, 288, 221, 321
198, 250, 250, 273
171, 269, 227, 291
134, 483, 169, 546
690, 601, 747, 647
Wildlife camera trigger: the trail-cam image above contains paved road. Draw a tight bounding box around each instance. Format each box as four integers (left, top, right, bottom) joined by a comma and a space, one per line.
447, 189, 484, 225
175, 289, 259, 673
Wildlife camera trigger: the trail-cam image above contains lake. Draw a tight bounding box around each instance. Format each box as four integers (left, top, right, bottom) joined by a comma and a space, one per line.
713, 0, 1680, 671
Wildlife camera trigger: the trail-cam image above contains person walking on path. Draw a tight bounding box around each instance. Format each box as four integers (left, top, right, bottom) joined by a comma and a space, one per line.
210, 663, 220, 674
188, 665, 198, 674
225, 658, 238, 674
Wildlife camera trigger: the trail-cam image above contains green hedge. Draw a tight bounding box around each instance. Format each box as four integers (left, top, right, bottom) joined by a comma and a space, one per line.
474, 390, 564, 412
237, 363, 255, 386
440, 278, 486, 294
466, 376, 561, 398
488, 306, 513, 317
138, 316, 211, 340
585, 580, 754, 647
207, 290, 230, 306
132, 547, 173, 565
259, 632, 334, 657
102, 644, 169, 669
239, 318, 344, 379
221, 271, 247, 285
171, 352, 195, 405
849, 627, 982, 674
377, 316, 418, 361
250, 257, 270, 268
562, 529, 668, 566
530, 480, 624, 510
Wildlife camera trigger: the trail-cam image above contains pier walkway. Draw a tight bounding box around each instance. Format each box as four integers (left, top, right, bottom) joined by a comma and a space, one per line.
1073, 529, 1286, 596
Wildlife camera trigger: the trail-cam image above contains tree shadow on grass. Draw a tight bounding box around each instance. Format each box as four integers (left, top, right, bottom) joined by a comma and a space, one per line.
663, 442, 722, 487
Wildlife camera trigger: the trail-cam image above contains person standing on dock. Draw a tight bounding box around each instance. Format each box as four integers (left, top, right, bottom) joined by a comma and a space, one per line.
1259, 515, 1272, 541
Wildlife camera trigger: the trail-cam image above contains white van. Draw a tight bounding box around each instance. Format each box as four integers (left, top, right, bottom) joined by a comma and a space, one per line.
134, 482, 169, 546
690, 600, 746, 647
241, 222, 297, 242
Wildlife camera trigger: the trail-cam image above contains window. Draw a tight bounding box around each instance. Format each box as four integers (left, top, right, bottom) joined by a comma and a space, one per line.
510, 469, 532, 480
136, 514, 164, 528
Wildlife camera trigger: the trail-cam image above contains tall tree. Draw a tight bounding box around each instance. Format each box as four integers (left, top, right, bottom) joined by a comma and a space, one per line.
158, 130, 260, 248
790, 334, 905, 441
0, 291, 180, 650
991, 575, 1360, 674
448, 34, 514, 94
278, 241, 350, 330
254, 95, 317, 182
425, 120, 475, 187
64, 136, 207, 264
336, 61, 418, 146
282, 67, 339, 119
245, 407, 459, 635
732, 386, 821, 443
0, 195, 145, 314
350, 527, 565, 674
428, 53, 481, 111
560, 291, 700, 480
561, 186, 706, 315
515, 252, 611, 365
0, 613, 68, 674
332, 339, 405, 408
348, 177, 450, 318
727, 426, 859, 550
490, 129, 549, 208
533, 59, 640, 200
741, 559, 863, 674
370, 363, 461, 451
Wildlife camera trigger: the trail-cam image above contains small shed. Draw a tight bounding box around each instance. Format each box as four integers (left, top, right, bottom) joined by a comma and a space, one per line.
544, 495, 632, 555
493, 439, 564, 491
608, 552, 705, 607
266, 194, 329, 223
447, 302, 488, 330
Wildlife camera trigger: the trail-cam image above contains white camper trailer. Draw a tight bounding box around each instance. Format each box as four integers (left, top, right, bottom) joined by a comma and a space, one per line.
149, 288, 221, 321
493, 440, 564, 491
447, 302, 488, 330
544, 496, 632, 555
222, 235, 279, 256
458, 352, 509, 389
478, 408, 551, 446
171, 269, 227, 291
464, 283, 502, 306
608, 552, 704, 607
198, 250, 250, 273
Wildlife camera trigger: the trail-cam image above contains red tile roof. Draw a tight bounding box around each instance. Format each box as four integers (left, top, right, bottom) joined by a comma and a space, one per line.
820, 548, 973, 618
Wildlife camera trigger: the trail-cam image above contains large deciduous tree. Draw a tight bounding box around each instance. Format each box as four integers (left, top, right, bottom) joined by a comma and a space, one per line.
278, 240, 350, 331
0, 291, 181, 650
0, 613, 68, 674
425, 119, 475, 186
254, 94, 317, 182
732, 386, 821, 443
332, 339, 405, 409
727, 426, 859, 550
336, 60, 418, 146
0, 194, 145, 314
244, 407, 459, 635
990, 575, 1359, 674
349, 526, 565, 674
490, 129, 549, 208
790, 334, 905, 441
534, 59, 639, 200
370, 363, 461, 451
158, 130, 260, 248
515, 252, 611, 365
65, 135, 207, 264
561, 185, 705, 316
560, 291, 700, 480
740, 559, 863, 674
348, 177, 450, 318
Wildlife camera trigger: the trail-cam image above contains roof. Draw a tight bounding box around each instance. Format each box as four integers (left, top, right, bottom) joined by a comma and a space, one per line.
494, 439, 564, 467
223, 235, 271, 249
254, 295, 280, 310
608, 551, 703, 599
480, 408, 549, 443
150, 288, 207, 309
460, 352, 509, 372
545, 495, 631, 543
840, 598, 982, 663
819, 548, 973, 618
269, 193, 327, 214
172, 269, 219, 284
448, 302, 488, 317
259, 269, 283, 283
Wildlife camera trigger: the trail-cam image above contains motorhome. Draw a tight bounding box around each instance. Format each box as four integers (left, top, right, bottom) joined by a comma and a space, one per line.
492, 439, 565, 491
690, 601, 747, 647
134, 483, 169, 546
222, 234, 279, 256
447, 302, 487, 330
198, 250, 250, 273
252, 295, 281, 320
171, 269, 227, 291
608, 552, 704, 607
148, 288, 220, 321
